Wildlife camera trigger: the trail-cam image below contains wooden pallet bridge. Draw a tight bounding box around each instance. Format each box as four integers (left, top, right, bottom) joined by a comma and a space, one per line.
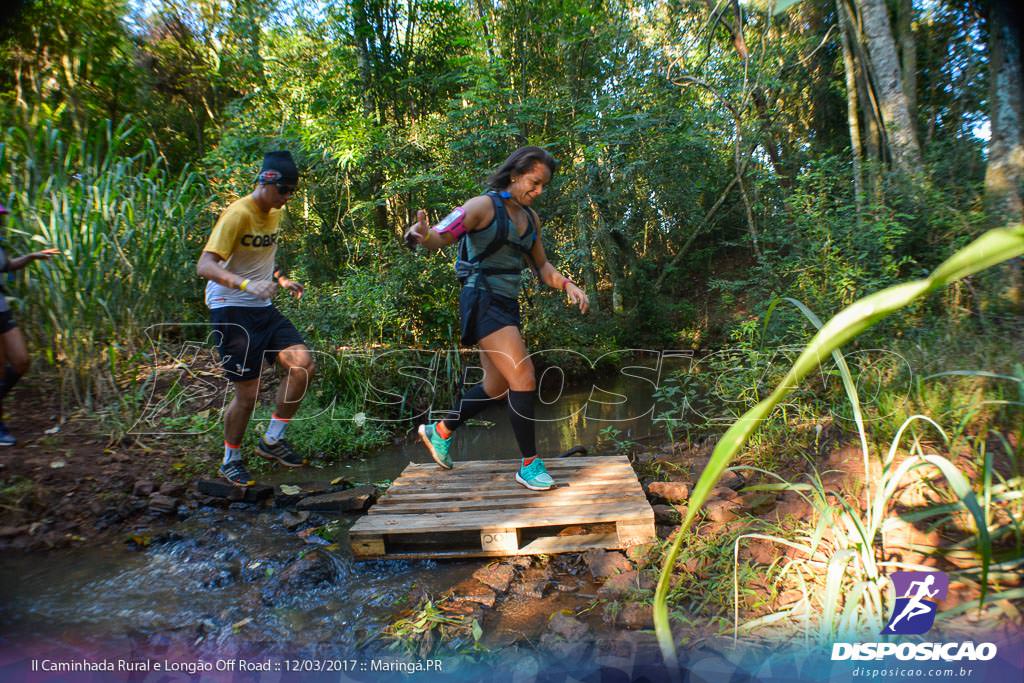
349, 455, 655, 560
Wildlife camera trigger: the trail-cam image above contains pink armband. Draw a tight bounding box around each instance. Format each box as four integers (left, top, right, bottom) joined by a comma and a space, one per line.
432, 207, 467, 238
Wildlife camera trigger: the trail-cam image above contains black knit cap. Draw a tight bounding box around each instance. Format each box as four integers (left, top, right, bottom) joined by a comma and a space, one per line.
258, 150, 299, 184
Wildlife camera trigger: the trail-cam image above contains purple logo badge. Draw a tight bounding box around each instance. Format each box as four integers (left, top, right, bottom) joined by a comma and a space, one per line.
882, 571, 948, 635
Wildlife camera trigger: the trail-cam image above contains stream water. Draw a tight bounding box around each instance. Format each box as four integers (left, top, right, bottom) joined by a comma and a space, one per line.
0, 375, 662, 671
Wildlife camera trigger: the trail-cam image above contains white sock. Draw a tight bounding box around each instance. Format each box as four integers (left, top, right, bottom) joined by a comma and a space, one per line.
264, 414, 289, 444
223, 441, 241, 466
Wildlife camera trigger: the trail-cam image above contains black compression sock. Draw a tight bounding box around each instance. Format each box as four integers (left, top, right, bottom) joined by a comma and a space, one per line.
442, 383, 501, 432
507, 389, 537, 459
0, 364, 21, 400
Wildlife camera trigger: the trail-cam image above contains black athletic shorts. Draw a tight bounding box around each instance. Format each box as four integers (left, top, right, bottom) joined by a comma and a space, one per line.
459, 286, 520, 346
0, 310, 16, 334
210, 305, 305, 382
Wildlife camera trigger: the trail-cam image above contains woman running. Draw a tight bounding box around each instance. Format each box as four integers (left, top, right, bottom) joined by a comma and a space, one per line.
0, 203, 61, 446
404, 146, 589, 490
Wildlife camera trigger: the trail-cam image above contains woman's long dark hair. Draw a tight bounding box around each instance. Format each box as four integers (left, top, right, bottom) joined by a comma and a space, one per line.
486, 146, 559, 190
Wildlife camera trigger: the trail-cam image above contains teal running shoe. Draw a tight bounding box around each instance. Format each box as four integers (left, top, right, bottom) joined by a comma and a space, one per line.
418, 423, 453, 469
515, 458, 555, 491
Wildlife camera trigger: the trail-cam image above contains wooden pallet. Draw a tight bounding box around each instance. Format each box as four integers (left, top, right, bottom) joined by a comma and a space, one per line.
348, 455, 655, 560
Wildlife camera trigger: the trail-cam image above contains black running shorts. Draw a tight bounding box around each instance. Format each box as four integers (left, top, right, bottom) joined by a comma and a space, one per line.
0, 310, 16, 334
459, 286, 520, 346
210, 305, 306, 382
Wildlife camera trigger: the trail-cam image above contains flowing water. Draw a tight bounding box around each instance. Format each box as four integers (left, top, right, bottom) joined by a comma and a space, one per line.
0, 375, 662, 667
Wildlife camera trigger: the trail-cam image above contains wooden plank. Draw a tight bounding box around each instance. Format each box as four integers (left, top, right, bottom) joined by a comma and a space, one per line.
350, 536, 385, 558
616, 519, 657, 546
371, 492, 648, 514
386, 472, 637, 491
400, 455, 629, 472
394, 461, 634, 480
379, 479, 643, 500
349, 504, 653, 535
480, 528, 520, 552
354, 532, 622, 561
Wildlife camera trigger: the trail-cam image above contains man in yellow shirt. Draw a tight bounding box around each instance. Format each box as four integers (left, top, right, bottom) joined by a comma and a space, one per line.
197, 151, 315, 486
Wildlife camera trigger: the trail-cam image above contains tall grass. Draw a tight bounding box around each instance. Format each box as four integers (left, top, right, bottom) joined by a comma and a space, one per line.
654, 222, 1024, 669
0, 118, 210, 407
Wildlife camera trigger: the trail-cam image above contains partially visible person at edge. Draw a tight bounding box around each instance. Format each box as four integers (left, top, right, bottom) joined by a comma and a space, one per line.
404, 146, 589, 491
0, 203, 60, 446
196, 151, 315, 487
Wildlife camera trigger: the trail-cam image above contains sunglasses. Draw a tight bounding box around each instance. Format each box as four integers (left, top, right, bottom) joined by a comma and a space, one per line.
275, 183, 297, 196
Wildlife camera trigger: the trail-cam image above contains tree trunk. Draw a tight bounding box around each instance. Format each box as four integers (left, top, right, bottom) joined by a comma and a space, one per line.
897, 0, 917, 134
984, 0, 1023, 309
838, 0, 864, 221
855, 0, 922, 173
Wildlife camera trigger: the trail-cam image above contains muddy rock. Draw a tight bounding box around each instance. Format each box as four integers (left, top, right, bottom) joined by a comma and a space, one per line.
296, 485, 377, 512
513, 566, 552, 598
133, 480, 156, 497
282, 510, 310, 530
273, 481, 338, 508
147, 494, 178, 515
449, 578, 497, 608
584, 549, 633, 579
473, 563, 515, 593
158, 481, 186, 498
656, 524, 680, 541
262, 550, 337, 600
597, 570, 657, 598
652, 504, 680, 525
618, 602, 654, 629
647, 481, 689, 503
596, 634, 634, 660
548, 611, 590, 641
197, 480, 243, 501
539, 631, 591, 662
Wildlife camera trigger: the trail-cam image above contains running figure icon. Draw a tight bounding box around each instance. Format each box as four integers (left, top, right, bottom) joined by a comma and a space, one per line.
882, 571, 948, 635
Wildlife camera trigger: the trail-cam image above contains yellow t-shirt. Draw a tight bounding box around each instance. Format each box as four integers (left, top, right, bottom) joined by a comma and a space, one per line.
203, 196, 281, 309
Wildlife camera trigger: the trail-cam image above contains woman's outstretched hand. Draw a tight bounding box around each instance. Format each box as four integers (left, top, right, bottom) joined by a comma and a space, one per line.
565, 282, 589, 314
404, 209, 429, 247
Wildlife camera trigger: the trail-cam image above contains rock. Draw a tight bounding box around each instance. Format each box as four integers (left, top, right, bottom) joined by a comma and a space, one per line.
296, 485, 377, 512
776, 589, 803, 606
709, 486, 738, 501
158, 482, 186, 498
597, 570, 657, 598
772, 493, 814, 522
584, 549, 633, 579
596, 634, 634, 660
548, 612, 590, 641
282, 510, 310, 530
197, 480, 245, 501
244, 485, 274, 503
509, 556, 533, 569
274, 481, 329, 507
683, 556, 710, 578
262, 550, 336, 600
625, 542, 658, 568
705, 499, 740, 523
652, 504, 680, 525
513, 567, 552, 598
618, 602, 654, 629
738, 492, 776, 515
647, 481, 689, 504
449, 578, 496, 608
147, 494, 178, 515
720, 471, 746, 491
739, 539, 777, 565
656, 525, 680, 541
473, 563, 515, 593
133, 480, 156, 497
539, 631, 591, 662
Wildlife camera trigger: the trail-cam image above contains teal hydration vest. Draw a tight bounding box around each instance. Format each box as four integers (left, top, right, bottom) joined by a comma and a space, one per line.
455, 191, 538, 299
